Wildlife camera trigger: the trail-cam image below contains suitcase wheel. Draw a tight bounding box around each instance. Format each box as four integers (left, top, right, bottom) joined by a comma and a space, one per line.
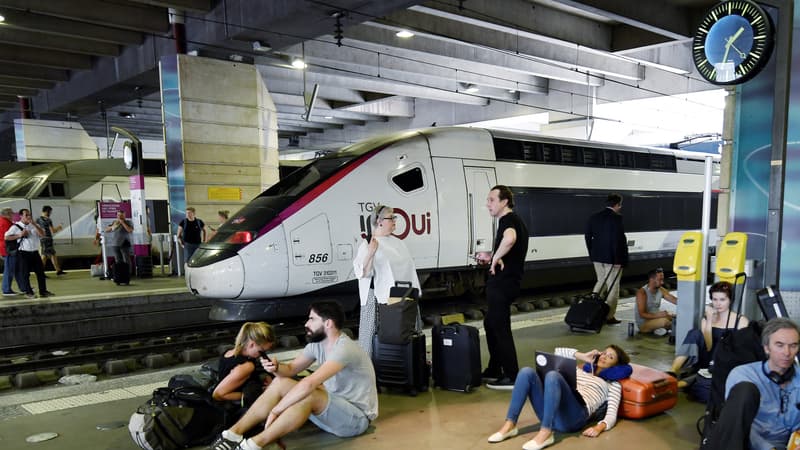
409, 389, 417, 397
464, 384, 471, 393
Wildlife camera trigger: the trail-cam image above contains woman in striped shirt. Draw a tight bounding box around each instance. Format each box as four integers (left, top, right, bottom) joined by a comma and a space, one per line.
487, 346, 632, 450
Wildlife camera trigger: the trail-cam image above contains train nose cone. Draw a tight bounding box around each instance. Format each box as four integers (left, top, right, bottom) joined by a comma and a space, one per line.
186, 253, 245, 298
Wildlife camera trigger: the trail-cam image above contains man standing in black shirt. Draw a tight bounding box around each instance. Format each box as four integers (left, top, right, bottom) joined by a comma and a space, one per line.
476, 185, 529, 390
585, 193, 628, 325
177, 207, 206, 268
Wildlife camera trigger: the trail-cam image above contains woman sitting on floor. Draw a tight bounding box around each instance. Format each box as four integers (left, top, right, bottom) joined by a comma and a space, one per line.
668, 281, 748, 401
212, 322, 277, 408
487, 345, 632, 450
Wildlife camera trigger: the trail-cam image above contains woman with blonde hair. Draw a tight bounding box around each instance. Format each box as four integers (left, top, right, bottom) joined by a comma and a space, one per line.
353, 204, 421, 357
213, 322, 276, 407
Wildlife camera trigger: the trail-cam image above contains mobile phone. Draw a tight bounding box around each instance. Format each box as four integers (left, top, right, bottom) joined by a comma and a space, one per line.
593, 353, 600, 366
259, 351, 271, 360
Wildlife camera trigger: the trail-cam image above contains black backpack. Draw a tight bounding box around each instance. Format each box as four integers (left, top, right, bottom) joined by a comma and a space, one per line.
698, 320, 766, 449
4, 223, 22, 255
128, 385, 233, 450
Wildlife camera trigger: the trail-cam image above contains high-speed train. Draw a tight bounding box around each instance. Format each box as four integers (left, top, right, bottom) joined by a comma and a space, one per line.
186, 127, 719, 321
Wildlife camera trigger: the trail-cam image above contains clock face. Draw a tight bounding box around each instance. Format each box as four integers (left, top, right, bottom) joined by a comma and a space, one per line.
693, 0, 774, 85
123, 142, 134, 170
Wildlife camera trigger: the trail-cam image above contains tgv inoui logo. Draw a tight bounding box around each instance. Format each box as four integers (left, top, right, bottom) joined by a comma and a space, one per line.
358, 207, 432, 240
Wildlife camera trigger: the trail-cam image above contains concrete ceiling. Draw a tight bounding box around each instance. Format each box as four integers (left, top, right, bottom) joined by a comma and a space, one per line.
0, 0, 721, 153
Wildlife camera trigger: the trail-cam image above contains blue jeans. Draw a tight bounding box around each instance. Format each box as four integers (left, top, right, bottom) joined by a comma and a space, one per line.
184, 242, 199, 266
506, 367, 589, 432
2, 254, 17, 293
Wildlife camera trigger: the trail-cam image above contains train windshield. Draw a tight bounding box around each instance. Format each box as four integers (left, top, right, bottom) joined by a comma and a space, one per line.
190, 156, 356, 267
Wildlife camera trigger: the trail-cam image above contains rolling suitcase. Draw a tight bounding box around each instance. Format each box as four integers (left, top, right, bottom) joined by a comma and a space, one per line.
114, 262, 131, 285
431, 323, 481, 392
756, 285, 789, 320
371, 333, 429, 396
619, 363, 677, 419
564, 268, 619, 333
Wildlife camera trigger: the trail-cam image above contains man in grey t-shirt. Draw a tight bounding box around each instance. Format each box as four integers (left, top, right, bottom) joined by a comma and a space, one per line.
207, 301, 378, 450
104, 210, 133, 267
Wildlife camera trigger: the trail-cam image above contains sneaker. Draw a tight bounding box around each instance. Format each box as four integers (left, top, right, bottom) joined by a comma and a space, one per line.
606, 317, 622, 325
653, 327, 668, 336
482, 369, 502, 382
56, 270, 66, 275
486, 376, 516, 390
2, 291, 19, 297
25, 292, 36, 299
39, 291, 55, 298
206, 436, 242, 450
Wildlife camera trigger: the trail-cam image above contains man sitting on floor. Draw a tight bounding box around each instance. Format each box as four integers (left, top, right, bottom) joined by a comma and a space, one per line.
634, 268, 677, 336
207, 301, 378, 450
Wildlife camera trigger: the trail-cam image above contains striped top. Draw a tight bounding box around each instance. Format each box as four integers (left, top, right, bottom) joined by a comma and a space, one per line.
555, 347, 622, 430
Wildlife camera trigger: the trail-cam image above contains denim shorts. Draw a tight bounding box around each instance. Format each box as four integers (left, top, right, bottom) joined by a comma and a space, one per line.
308, 393, 369, 437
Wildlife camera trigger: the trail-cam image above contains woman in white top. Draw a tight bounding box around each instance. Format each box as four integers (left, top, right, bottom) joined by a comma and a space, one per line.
353, 204, 421, 357
488, 345, 632, 450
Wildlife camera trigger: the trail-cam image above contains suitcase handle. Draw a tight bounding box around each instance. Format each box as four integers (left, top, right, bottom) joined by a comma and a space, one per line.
395, 281, 413, 288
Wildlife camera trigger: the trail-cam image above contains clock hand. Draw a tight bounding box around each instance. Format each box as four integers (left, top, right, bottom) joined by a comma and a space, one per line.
722, 26, 746, 63
730, 42, 747, 59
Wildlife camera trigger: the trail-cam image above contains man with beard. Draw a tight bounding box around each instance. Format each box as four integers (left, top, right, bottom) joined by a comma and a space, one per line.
207, 301, 378, 450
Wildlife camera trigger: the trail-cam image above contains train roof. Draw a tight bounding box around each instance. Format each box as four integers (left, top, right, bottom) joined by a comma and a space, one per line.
312, 127, 721, 163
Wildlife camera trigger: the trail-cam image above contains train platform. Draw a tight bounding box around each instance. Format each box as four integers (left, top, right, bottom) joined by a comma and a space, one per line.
0, 298, 707, 450
0, 269, 203, 349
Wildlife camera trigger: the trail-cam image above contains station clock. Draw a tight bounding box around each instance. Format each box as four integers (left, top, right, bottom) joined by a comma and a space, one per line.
692, 0, 774, 85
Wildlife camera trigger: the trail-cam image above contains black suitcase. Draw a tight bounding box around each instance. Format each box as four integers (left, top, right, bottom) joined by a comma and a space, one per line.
431, 323, 481, 392
756, 285, 789, 320
371, 333, 429, 396
564, 268, 620, 333
564, 295, 610, 333
114, 262, 131, 285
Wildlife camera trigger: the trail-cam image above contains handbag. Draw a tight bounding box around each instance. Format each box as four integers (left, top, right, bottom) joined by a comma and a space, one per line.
378, 281, 420, 344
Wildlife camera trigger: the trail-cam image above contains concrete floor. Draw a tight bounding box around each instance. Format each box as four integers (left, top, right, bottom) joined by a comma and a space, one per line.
0, 299, 706, 450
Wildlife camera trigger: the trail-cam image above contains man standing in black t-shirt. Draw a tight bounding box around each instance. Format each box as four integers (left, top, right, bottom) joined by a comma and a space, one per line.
177, 207, 206, 268
476, 185, 529, 390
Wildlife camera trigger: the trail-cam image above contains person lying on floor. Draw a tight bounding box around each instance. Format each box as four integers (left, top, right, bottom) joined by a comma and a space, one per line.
487, 345, 632, 450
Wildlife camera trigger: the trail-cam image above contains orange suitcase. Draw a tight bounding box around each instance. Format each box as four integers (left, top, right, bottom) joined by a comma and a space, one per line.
619, 363, 677, 419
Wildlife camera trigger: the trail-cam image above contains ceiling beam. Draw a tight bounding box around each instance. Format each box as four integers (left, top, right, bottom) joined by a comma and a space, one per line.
126, 0, 213, 13
0, 76, 54, 90
0, 87, 38, 97
0, 0, 170, 34
0, 44, 93, 70
0, 9, 143, 45
0, 64, 69, 82
545, 0, 696, 46
278, 124, 325, 134
0, 28, 120, 57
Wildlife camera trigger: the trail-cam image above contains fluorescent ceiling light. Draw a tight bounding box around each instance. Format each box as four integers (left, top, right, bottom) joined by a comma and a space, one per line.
464, 85, 479, 93
396, 30, 414, 38
0, 15, 5, 22
291, 58, 307, 69
324, 116, 333, 119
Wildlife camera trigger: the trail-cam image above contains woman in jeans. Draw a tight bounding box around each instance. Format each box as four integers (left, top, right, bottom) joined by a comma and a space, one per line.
488, 345, 631, 450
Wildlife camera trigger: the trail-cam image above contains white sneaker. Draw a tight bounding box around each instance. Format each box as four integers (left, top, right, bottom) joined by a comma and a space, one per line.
653, 328, 668, 336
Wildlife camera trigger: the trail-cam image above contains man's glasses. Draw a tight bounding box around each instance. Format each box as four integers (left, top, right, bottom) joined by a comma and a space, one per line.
381, 215, 398, 221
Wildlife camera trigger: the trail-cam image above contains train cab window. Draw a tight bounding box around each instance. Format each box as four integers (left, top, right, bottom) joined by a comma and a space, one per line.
391, 166, 424, 193
37, 182, 65, 198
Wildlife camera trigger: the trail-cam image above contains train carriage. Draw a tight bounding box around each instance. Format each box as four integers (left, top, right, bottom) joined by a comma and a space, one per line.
186, 127, 718, 321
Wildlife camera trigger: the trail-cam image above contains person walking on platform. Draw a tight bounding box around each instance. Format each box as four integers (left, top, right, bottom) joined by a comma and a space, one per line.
0, 207, 21, 296
584, 193, 628, 325
476, 185, 528, 390
353, 203, 421, 357
177, 207, 206, 266
207, 301, 377, 450
10, 209, 52, 298
37, 205, 66, 275
105, 210, 133, 267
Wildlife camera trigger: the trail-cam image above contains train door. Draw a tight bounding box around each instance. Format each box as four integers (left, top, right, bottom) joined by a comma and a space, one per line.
464, 167, 496, 255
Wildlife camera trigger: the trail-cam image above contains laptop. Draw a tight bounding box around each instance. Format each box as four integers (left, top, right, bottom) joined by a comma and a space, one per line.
535, 351, 578, 390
